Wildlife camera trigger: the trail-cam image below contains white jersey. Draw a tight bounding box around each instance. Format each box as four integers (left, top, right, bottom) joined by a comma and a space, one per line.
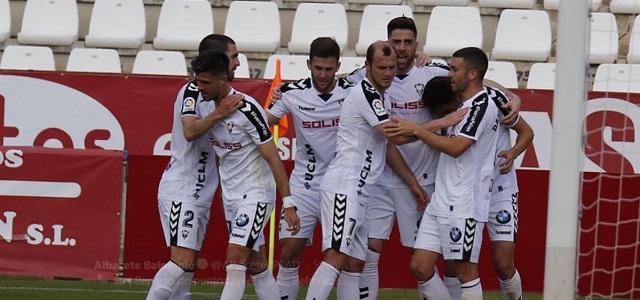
486, 86, 520, 196
267, 77, 353, 192
157, 80, 219, 207
199, 88, 275, 207
428, 87, 500, 221
347, 64, 449, 186
320, 77, 391, 200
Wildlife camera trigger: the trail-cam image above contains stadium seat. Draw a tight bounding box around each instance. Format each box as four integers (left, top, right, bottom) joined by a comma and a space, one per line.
424, 6, 482, 58
413, 0, 469, 6
263, 55, 309, 80
592, 63, 640, 93
609, 0, 640, 14
0, 0, 10, 43
84, 0, 146, 49
485, 61, 519, 89
588, 12, 619, 64
527, 62, 556, 90
132, 50, 187, 76
288, 3, 348, 54
17, 0, 78, 46
347, 0, 402, 4
338, 56, 365, 74
543, 0, 602, 11
478, 0, 535, 9
491, 9, 551, 62
224, 1, 280, 53
283, 0, 335, 2
66, 48, 121, 73
355, 5, 413, 56
235, 53, 251, 79
627, 16, 640, 63
0, 45, 55, 71
153, 0, 213, 51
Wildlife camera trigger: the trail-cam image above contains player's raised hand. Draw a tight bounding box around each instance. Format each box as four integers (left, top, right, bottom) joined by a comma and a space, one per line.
283, 207, 301, 236
498, 149, 516, 174
501, 95, 521, 125
270, 83, 285, 104
413, 51, 432, 67
385, 118, 420, 137
441, 107, 469, 128
217, 94, 244, 118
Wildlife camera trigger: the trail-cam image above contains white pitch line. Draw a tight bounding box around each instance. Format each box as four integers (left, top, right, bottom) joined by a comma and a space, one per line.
0, 286, 258, 298
0, 180, 81, 198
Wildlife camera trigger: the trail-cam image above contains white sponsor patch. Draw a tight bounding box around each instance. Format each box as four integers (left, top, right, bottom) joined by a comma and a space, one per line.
372, 99, 386, 116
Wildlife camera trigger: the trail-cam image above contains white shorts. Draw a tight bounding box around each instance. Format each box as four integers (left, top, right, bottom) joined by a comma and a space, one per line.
158, 200, 210, 251
224, 199, 274, 252
367, 184, 434, 247
487, 192, 519, 242
279, 188, 321, 244
414, 211, 485, 263
319, 189, 368, 261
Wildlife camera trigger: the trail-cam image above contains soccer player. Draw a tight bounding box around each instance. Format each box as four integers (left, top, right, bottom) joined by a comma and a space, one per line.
304, 41, 415, 300
387, 47, 501, 300
264, 37, 354, 300
147, 34, 244, 300
190, 50, 300, 300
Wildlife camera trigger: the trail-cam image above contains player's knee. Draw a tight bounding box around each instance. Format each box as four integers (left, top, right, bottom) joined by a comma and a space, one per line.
367, 238, 384, 253
492, 257, 515, 279
410, 257, 433, 281
279, 242, 303, 267
226, 244, 251, 265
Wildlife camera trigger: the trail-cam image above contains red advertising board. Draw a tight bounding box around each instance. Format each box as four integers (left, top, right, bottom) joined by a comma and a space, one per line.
0, 146, 123, 280
1, 70, 638, 296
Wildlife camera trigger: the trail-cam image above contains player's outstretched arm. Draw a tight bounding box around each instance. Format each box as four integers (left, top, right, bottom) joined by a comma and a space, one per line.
256, 141, 301, 235
385, 143, 429, 210
375, 121, 416, 145
499, 116, 534, 174
265, 111, 281, 127
421, 108, 469, 132
182, 94, 244, 141
386, 119, 474, 158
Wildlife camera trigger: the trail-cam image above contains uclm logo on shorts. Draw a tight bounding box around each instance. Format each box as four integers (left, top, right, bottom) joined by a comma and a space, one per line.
0, 76, 124, 150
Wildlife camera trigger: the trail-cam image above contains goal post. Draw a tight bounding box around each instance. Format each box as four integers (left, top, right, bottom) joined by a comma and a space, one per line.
543, 0, 590, 298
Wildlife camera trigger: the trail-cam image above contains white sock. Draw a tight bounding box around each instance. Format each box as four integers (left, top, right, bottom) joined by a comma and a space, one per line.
251, 269, 280, 300
499, 270, 522, 300
359, 249, 380, 300
221, 264, 247, 300
444, 276, 461, 300
460, 278, 482, 300
305, 262, 339, 300
146, 261, 185, 300
337, 271, 361, 300
418, 273, 450, 300
276, 266, 300, 300
168, 270, 194, 300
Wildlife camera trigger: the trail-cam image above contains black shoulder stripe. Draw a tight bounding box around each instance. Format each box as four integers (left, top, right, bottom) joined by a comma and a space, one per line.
361, 80, 389, 122
429, 62, 450, 71
348, 66, 365, 77
280, 78, 311, 94
485, 86, 510, 117
181, 80, 200, 116
460, 93, 489, 137
239, 100, 272, 142
337, 77, 355, 89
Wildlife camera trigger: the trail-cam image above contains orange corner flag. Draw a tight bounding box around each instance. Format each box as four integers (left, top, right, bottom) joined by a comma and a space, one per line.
264, 59, 288, 139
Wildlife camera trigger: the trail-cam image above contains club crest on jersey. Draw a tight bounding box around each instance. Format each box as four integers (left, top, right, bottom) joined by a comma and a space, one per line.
372, 99, 386, 116
181, 230, 189, 239
450, 227, 462, 242
235, 214, 250, 227
227, 122, 234, 133
182, 97, 196, 113
414, 83, 425, 95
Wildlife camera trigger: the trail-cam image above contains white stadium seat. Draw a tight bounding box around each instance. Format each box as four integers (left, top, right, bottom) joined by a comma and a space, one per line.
424, 6, 482, 58
225, 1, 280, 53
0, 45, 55, 71
491, 9, 552, 62
347, 0, 402, 5
263, 55, 309, 81
17, 0, 78, 46
609, 0, 640, 14
338, 56, 365, 75
288, 3, 348, 54
544, 0, 602, 11
132, 50, 187, 76
235, 53, 251, 79
478, 0, 535, 9
627, 16, 640, 63
153, 0, 213, 51
527, 62, 556, 90
355, 5, 413, 56
66, 48, 121, 73
485, 61, 519, 89
0, 0, 10, 43
84, 0, 146, 49
589, 12, 619, 64
593, 64, 640, 93
413, 0, 469, 6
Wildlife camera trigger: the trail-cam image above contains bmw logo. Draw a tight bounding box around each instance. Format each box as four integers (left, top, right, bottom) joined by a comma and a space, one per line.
496, 210, 511, 224
235, 214, 250, 227
450, 227, 462, 242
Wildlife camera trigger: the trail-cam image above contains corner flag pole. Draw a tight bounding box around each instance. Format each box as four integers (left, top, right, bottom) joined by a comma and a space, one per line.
266, 59, 282, 271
